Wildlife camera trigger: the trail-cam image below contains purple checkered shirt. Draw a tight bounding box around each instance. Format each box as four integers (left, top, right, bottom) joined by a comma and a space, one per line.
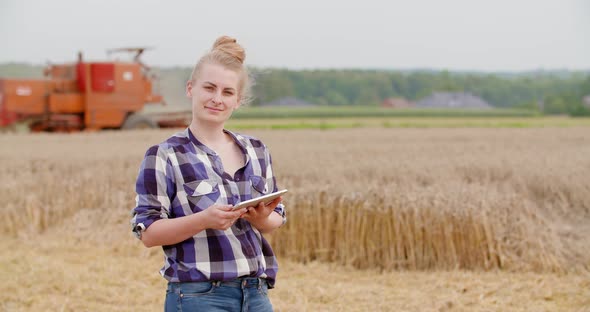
131, 128, 286, 287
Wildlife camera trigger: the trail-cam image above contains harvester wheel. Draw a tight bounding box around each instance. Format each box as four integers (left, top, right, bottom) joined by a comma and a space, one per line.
122, 114, 158, 130
0, 124, 17, 133
29, 121, 47, 132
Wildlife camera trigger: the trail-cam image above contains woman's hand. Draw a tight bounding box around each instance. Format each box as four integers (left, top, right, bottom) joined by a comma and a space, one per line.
202, 204, 247, 231
141, 204, 248, 247
241, 197, 283, 233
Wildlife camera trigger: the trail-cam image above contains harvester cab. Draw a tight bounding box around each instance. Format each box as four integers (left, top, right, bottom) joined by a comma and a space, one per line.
107, 47, 153, 74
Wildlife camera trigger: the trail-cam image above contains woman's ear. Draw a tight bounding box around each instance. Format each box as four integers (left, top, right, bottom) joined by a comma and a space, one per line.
235, 95, 242, 110
186, 81, 193, 97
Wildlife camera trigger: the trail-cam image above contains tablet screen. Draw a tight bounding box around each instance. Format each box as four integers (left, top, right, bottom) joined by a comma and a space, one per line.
232, 189, 288, 210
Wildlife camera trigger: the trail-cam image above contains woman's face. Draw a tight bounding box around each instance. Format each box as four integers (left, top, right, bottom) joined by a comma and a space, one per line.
186, 63, 241, 125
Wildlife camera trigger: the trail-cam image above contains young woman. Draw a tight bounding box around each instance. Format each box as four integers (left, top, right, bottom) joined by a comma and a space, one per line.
131, 36, 286, 312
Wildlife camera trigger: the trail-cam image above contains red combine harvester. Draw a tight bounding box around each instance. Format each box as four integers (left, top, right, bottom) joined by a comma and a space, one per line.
0, 48, 190, 132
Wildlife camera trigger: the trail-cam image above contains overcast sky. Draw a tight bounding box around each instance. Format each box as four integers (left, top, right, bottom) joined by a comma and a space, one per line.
1, 0, 588, 71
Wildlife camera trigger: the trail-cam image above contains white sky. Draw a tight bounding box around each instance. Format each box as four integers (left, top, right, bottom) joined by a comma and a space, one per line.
0, 0, 588, 71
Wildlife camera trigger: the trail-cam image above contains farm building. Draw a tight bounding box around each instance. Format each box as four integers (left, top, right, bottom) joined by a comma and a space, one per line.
416, 92, 493, 109
381, 97, 414, 108
259, 96, 315, 107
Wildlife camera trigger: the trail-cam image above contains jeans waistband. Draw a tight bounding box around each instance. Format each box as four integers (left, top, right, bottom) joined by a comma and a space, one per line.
167, 277, 267, 291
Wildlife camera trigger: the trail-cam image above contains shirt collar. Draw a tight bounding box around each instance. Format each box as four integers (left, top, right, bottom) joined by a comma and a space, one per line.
223, 129, 249, 152
224, 129, 252, 166
185, 128, 250, 164
186, 128, 216, 155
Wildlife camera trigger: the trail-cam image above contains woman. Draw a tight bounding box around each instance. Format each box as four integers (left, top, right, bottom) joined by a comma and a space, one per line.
131, 36, 286, 312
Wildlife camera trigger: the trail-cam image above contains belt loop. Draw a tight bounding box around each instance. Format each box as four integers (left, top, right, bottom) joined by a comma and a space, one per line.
257, 278, 262, 290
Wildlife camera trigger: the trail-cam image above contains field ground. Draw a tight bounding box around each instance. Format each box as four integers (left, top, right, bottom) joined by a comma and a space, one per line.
2, 235, 589, 312
1, 126, 589, 311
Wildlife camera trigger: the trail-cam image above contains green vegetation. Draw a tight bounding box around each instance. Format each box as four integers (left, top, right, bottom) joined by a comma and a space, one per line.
232, 106, 538, 119
226, 116, 590, 130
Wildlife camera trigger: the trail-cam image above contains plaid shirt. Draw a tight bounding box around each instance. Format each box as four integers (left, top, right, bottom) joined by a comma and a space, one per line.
131, 128, 286, 287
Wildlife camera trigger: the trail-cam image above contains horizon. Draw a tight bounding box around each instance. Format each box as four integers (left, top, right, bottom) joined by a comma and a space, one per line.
1, 61, 588, 75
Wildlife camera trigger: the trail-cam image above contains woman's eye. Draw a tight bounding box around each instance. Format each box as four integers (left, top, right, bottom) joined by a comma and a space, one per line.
224, 91, 234, 96
204, 86, 214, 91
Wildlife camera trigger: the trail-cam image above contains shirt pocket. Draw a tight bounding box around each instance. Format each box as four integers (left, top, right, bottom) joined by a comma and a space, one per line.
183, 179, 221, 212
250, 175, 274, 197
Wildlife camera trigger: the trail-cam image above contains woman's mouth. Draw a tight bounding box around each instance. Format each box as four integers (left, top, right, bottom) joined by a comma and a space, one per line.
205, 106, 224, 112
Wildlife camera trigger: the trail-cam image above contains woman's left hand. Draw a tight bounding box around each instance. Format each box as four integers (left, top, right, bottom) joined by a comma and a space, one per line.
241, 196, 282, 231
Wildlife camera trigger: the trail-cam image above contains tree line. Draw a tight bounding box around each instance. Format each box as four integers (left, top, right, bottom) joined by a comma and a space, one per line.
250, 69, 590, 115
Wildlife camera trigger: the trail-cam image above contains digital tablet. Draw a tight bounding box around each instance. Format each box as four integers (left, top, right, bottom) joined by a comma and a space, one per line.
232, 189, 288, 210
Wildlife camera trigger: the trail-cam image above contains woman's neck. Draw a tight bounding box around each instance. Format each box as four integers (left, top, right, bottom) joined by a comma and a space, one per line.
189, 121, 228, 148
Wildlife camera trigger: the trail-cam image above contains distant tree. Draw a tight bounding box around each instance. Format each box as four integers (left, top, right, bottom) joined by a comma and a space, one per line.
324, 90, 349, 105
252, 69, 295, 105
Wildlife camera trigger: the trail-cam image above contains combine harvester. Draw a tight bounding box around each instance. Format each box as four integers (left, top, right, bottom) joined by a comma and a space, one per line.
0, 48, 190, 132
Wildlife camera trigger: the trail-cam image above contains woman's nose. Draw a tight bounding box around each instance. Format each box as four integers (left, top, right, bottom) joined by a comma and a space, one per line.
212, 93, 223, 104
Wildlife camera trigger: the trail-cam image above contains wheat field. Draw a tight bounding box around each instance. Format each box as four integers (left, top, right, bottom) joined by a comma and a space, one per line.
1, 127, 589, 311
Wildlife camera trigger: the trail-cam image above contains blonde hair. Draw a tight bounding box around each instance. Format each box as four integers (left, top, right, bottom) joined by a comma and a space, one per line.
190, 36, 253, 105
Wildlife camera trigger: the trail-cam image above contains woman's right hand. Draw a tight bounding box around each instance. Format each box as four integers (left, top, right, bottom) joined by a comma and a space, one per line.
140, 205, 248, 247
201, 204, 248, 230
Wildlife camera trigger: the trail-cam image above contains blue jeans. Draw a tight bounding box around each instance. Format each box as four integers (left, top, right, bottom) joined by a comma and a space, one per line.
165, 277, 273, 312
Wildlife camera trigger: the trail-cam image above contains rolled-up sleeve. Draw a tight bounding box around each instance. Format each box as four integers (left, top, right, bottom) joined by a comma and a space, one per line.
131, 145, 174, 239
265, 147, 287, 226
274, 202, 286, 226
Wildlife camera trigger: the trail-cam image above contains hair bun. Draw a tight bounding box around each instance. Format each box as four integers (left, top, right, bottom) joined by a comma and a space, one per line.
212, 36, 245, 64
